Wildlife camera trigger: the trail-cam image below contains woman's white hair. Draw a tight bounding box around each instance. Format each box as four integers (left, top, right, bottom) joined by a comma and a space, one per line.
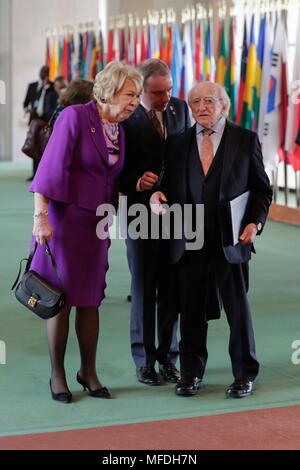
188, 81, 231, 117
93, 61, 143, 104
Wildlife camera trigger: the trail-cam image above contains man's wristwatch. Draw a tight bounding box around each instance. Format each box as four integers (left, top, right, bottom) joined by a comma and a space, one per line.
255, 222, 263, 231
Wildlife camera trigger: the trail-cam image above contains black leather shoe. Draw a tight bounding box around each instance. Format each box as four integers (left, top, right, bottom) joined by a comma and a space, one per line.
136, 366, 161, 385
159, 363, 180, 383
49, 379, 72, 403
76, 373, 111, 398
175, 376, 202, 396
226, 380, 253, 398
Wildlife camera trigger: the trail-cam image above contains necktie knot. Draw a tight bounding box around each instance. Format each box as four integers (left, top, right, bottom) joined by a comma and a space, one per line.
202, 128, 214, 136
149, 110, 164, 138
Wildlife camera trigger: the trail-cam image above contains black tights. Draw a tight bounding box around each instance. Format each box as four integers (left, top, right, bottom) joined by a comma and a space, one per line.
47, 306, 101, 393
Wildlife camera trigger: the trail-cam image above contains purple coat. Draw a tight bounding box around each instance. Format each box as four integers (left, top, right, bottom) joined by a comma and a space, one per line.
29, 100, 125, 307
30, 100, 125, 209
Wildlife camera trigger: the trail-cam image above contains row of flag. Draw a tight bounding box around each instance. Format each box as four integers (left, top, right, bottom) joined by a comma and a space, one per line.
45, 8, 300, 173
46, 30, 104, 83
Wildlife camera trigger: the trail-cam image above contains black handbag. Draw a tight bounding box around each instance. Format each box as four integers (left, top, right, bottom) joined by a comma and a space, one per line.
11, 242, 65, 319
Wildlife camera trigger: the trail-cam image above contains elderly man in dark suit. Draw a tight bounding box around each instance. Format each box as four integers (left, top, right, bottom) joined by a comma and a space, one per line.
151, 81, 273, 397
120, 59, 190, 386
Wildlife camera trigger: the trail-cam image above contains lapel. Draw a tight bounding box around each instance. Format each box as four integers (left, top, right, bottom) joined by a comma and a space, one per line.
137, 104, 163, 142
219, 121, 243, 198
188, 125, 204, 203
164, 100, 177, 136
86, 100, 109, 165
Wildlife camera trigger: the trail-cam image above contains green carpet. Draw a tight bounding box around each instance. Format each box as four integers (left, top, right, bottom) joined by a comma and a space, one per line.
0, 162, 300, 437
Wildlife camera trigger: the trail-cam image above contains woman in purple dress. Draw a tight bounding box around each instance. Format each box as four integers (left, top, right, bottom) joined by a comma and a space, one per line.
30, 62, 142, 403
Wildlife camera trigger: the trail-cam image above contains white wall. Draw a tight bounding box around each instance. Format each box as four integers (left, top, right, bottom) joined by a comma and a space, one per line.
12, 0, 98, 161
0, 0, 12, 161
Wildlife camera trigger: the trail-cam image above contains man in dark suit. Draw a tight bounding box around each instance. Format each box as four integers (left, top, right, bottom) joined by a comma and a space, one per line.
151, 81, 273, 397
23, 66, 54, 180
120, 59, 190, 386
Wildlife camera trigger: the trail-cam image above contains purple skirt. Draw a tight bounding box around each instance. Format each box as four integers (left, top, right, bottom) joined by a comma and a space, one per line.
30, 201, 110, 307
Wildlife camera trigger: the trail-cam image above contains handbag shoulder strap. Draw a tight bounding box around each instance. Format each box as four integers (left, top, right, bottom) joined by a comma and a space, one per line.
11, 242, 63, 290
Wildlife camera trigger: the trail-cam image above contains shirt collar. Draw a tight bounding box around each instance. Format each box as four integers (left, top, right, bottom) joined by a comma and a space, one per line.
141, 101, 163, 117
196, 116, 226, 135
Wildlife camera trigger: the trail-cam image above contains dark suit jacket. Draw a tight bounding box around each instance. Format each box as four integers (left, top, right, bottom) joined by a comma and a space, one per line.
162, 121, 273, 265
120, 97, 190, 208
23, 81, 54, 122
43, 91, 59, 121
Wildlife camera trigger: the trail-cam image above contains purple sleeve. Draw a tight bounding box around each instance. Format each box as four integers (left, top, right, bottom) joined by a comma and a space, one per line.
29, 106, 79, 203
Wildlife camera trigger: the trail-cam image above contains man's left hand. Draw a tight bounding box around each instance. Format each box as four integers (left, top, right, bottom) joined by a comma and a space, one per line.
239, 223, 257, 245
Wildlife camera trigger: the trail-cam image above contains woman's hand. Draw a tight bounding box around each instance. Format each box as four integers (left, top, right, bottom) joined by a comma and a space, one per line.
33, 216, 53, 244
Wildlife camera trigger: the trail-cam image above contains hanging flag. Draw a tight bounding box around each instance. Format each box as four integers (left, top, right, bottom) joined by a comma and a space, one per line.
166, 24, 173, 68
236, 20, 248, 124
97, 29, 104, 73
160, 22, 168, 63
261, 16, 284, 171
49, 37, 58, 81
84, 31, 93, 79
119, 27, 126, 62
46, 37, 51, 69
113, 27, 120, 62
278, 14, 289, 161
134, 24, 141, 65
253, 16, 266, 130
150, 23, 160, 59
180, 19, 194, 100
126, 24, 135, 65
195, 17, 202, 82
89, 32, 98, 80
141, 22, 148, 61
78, 32, 85, 78
107, 28, 115, 63
61, 36, 69, 80
240, 15, 257, 129
171, 21, 183, 98
203, 18, 212, 80
68, 33, 75, 80
258, 15, 272, 141
285, 9, 300, 171
215, 18, 227, 85
203, 19, 215, 80
225, 17, 237, 122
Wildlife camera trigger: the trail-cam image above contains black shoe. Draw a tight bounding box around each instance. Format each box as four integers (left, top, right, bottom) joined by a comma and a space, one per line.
76, 372, 111, 398
159, 363, 180, 383
136, 366, 161, 385
127, 294, 132, 302
49, 379, 72, 403
226, 380, 253, 398
175, 376, 202, 396
26, 176, 34, 182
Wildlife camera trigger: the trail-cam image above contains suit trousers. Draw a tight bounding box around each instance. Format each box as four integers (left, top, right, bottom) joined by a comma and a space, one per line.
175, 248, 259, 381
126, 237, 179, 367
